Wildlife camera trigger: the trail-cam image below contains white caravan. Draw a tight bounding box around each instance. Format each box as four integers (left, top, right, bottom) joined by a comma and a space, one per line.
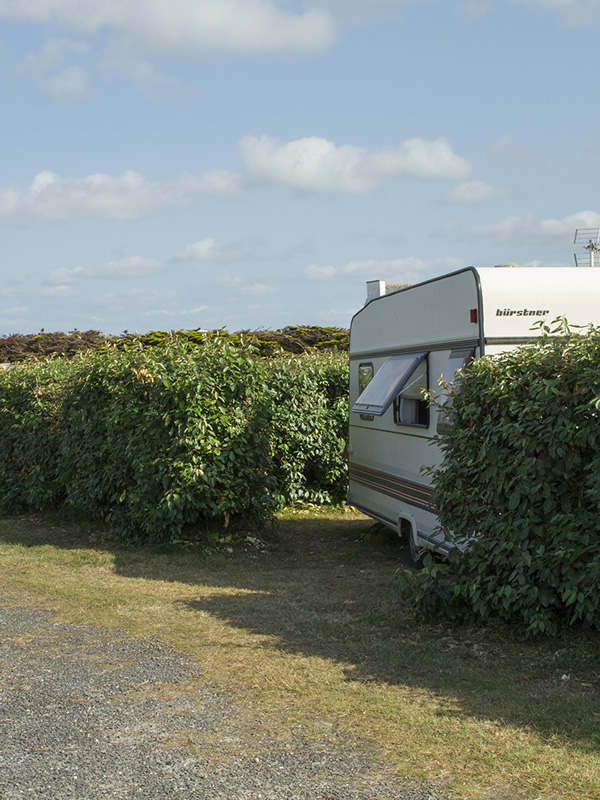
347, 266, 600, 564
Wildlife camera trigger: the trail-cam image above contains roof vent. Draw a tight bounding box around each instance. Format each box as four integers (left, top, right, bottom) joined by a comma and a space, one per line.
365, 279, 385, 304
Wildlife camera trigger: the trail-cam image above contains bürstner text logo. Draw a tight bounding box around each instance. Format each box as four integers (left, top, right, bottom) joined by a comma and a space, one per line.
496, 308, 549, 317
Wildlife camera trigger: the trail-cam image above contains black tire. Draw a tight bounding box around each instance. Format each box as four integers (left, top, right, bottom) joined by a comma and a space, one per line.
407, 531, 425, 568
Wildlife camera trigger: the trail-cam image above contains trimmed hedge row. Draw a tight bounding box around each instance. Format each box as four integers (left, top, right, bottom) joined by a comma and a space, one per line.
0, 326, 350, 363
0, 330, 106, 363
399, 321, 600, 637
0, 341, 348, 543
117, 326, 350, 357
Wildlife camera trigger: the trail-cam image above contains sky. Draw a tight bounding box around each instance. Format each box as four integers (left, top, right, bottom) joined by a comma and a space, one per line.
1, 0, 600, 336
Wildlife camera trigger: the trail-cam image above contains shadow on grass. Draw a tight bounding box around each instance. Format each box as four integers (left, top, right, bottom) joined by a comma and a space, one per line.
1, 510, 599, 750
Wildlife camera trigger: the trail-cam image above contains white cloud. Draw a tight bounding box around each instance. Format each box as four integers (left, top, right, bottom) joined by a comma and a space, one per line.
175, 237, 260, 263
321, 307, 359, 322
305, 264, 337, 281
44, 237, 245, 293
0, 133, 469, 226
98, 288, 175, 309
489, 133, 536, 162
46, 257, 169, 285
437, 210, 600, 242
305, 256, 464, 281
97, 256, 168, 278
307, 0, 423, 23
185, 171, 245, 196
442, 180, 508, 203
511, 0, 600, 26
0, 306, 28, 321
18, 37, 89, 74
17, 37, 91, 101
218, 275, 243, 289
217, 275, 277, 296
457, 0, 600, 25
0, 168, 242, 223
40, 284, 77, 297
0, 0, 335, 56
99, 47, 190, 99
456, 0, 494, 19
42, 65, 90, 101
45, 266, 86, 285
241, 135, 471, 192
144, 305, 209, 317
240, 283, 276, 297
175, 239, 225, 262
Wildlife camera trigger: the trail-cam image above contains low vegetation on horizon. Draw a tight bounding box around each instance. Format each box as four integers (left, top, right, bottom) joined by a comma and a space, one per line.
0, 325, 350, 363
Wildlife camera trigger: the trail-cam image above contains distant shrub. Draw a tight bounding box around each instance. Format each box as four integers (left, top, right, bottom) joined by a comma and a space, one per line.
120, 325, 349, 357
399, 321, 600, 637
0, 330, 106, 363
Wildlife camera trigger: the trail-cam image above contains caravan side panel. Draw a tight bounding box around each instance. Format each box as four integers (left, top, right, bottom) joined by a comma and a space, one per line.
348, 269, 482, 550
349, 265, 600, 554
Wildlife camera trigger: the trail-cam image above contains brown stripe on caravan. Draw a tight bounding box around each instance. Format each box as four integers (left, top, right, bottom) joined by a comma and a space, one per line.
349, 464, 434, 511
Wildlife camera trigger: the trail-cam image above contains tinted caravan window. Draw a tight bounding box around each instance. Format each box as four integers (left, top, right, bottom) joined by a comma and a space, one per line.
357, 363, 375, 421
358, 363, 374, 394
393, 356, 428, 427
436, 348, 475, 433
351, 353, 426, 417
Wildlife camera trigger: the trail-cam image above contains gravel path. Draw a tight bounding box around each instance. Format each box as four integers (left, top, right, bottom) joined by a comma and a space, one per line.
0, 599, 450, 800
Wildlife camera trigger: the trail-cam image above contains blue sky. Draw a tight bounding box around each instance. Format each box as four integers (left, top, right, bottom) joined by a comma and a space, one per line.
1, 0, 600, 335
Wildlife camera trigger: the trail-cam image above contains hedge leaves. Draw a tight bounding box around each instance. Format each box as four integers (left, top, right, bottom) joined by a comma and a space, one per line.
400, 321, 600, 636
0, 340, 348, 543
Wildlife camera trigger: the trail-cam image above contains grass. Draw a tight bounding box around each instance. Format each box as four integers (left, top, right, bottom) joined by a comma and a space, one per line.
0, 507, 598, 800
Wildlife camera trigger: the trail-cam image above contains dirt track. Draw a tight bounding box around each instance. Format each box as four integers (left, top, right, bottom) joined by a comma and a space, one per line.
0, 598, 449, 800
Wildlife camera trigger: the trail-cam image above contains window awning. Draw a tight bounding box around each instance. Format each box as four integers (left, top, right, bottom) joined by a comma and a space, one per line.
352, 353, 427, 416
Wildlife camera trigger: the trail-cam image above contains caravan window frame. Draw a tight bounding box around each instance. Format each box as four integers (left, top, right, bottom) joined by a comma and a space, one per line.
351, 353, 427, 417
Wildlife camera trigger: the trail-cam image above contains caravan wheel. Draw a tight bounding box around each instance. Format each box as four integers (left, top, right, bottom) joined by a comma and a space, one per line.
399, 518, 425, 568
407, 533, 425, 569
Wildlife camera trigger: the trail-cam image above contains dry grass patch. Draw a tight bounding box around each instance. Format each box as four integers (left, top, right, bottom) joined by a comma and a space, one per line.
0, 508, 598, 800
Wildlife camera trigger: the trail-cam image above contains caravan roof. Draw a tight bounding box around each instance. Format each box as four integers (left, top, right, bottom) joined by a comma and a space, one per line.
351, 267, 600, 358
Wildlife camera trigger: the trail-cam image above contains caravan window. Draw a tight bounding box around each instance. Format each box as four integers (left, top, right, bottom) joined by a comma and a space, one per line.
436, 348, 475, 433
358, 363, 375, 421
352, 353, 426, 417
358, 363, 374, 394
393, 356, 429, 427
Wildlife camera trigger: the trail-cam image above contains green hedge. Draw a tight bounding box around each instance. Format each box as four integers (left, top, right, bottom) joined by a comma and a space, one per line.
399, 321, 600, 637
267, 353, 348, 504
59, 340, 281, 542
0, 342, 349, 543
0, 357, 74, 512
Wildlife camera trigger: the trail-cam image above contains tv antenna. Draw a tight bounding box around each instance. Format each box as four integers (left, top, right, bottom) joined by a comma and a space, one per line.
574, 228, 600, 267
